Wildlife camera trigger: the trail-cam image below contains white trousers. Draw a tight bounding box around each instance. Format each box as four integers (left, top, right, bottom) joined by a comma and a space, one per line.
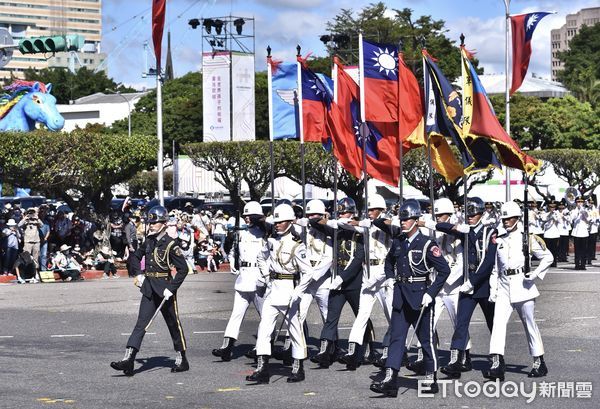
256, 299, 307, 359
489, 297, 544, 357
348, 281, 393, 345
298, 284, 329, 325
223, 290, 264, 340
416, 292, 472, 350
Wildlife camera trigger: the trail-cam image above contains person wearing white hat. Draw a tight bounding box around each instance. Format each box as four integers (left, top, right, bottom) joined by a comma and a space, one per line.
2, 219, 19, 275
51, 244, 82, 281
96, 245, 117, 279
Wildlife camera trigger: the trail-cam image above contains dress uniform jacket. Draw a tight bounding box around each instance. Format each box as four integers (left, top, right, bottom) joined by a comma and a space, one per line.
385, 232, 450, 311
231, 225, 267, 292
571, 207, 590, 238
436, 222, 497, 299
129, 231, 191, 297
492, 227, 553, 303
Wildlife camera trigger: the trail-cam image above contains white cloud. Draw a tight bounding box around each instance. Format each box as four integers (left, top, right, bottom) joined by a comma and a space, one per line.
255, 0, 326, 10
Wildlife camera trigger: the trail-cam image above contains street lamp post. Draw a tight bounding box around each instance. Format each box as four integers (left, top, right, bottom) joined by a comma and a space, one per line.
106, 89, 131, 138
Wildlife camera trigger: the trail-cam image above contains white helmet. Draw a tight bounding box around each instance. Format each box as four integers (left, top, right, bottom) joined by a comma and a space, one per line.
500, 201, 522, 219
272, 204, 295, 223
434, 198, 454, 215
306, 199, 326, 215
243, 201, 263, 216
367, 194, 386, 210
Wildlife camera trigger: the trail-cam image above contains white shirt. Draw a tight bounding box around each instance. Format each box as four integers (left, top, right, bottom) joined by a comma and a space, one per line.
571, 206, 590, 238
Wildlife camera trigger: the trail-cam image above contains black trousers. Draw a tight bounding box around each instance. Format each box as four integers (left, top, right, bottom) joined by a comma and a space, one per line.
450, 293, 495, 351
587, 233, 597, 263
544, 237, 559, 266
320, 288, 374, 345
573, 236, 588, 268
127, 293, 187, 352
558, 235, 570, 261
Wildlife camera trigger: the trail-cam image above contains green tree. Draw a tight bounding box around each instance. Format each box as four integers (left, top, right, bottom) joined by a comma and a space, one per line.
127, 170, 173, 198
255, 71, 269, 140
557, 24, 600, 105
324, 3, 480, 80
0, 130, 157, 215
22, 67, 134, 104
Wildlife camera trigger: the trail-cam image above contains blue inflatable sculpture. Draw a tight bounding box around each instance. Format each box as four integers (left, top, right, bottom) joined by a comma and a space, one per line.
0, 80, 64, 132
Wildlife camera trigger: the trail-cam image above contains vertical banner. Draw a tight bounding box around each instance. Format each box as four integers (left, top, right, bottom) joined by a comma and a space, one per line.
202, 52, 231, 142
231, 52, 256, 141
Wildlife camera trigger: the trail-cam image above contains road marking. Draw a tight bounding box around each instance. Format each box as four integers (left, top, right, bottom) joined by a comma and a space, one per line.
50, 334, 86, 338
0, 335, 14, 338
217, 387, 241, 392
193, 330, 225, 334
548, 270, 600, 274
572, 316, 596, 320
567, 349, 583, 352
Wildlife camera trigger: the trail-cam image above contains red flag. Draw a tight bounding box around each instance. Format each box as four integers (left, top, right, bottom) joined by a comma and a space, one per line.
152, 0, 166, 70
510, 12, 552, 95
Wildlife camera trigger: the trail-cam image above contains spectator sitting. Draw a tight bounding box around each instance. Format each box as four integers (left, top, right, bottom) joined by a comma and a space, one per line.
208, 241, 222, 272
196, 239, 210, 271
51, 244, 82, 282
14, 251, 39, 284
96, 245, 118, 279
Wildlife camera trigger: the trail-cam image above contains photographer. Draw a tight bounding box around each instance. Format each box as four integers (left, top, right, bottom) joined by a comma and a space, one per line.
18, 208, 43, 270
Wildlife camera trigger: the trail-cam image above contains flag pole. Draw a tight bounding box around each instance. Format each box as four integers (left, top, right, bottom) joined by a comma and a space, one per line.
460, 33, 469, 284
504, 0, 511, 202
358, 31, 370, 279
332, 58, 339, 279
398, 39, 404, 205
157, 69, 164, 205
421, 38, 436, 220
296, 45, 307, 244
267, 46, 275, 211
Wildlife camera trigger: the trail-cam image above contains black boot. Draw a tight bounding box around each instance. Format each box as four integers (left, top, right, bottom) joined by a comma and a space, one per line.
246, 355, 270, 384
287, 359, 305, 383
402, 351, 409, 367
244, 347, 257, 360
528, 355, 548, 378
362, 342, 377, 365
339, 342, 361, 370
172, 350, 190, 372
273, 337, 293, 366
461, 349, 473, 372
374, 347, 388, 368
212, 337, 235, 362
482, 354, 505, 381
311, 339, 334, 368
421, 371, 439, 394
440, 349, 463, 378
406, 347, 425, 375
110, 347, 137, 376
370, 367, 398, 397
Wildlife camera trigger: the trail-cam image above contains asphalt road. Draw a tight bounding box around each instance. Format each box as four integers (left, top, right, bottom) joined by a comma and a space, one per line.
0, 265, 598, 409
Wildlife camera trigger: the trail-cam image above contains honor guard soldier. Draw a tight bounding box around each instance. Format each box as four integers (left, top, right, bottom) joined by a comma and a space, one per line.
370, 199, 450, 397
212, 201, 267, 361
110, 205, 192, 376
436, 197, 498, 378
246, 204, 312, 384
308, 197, 375, 368
337, 194, 393, 370
410, 198, 469, 375
483, 201, 553, 380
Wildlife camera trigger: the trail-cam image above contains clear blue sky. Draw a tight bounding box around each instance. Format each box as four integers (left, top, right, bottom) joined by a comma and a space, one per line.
101, 0, 595, 90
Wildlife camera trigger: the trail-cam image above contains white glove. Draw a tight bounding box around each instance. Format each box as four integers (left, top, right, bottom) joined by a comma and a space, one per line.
290, 288, 303, 304
358, 219, 372, 228
134, 274, 145, 288
384, 277, 395, 289
230, 265, 239, 275
326, 219, 339, 229
330, 276, 344, 290
488, 292, 497, 303
163, 288, 173, 300
296, 217, 309, 227
421, 293, 433, 307
455, 224, 470, 234
523, 271, 538, 282
459, 280, 474, 294
424, 219, 437, 230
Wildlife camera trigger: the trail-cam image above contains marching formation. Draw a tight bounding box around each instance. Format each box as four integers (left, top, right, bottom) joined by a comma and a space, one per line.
110, 192, 575, 397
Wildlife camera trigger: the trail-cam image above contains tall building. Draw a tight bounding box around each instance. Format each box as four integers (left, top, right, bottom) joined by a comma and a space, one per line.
550, 7, 600, 81
0, 0, 105, 82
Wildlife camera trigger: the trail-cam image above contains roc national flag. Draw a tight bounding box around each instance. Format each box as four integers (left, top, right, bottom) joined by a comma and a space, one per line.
461, 47, 540, 174
298, 58, 333, 143
360, 38, 398, 122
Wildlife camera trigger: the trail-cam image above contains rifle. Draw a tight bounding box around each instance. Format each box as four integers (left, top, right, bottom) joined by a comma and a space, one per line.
234, 209, 241, 271
523, 176, 531, 275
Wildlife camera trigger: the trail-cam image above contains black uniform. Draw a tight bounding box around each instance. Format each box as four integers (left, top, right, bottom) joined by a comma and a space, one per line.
310, 220, 374, 344
126, 231, 191, 352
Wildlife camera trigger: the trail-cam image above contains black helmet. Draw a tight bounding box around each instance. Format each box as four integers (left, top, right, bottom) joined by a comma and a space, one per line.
466, 197, 485, 217
337, 197, 357, 214
398, 199, 422, 221
147, 205, 168, 223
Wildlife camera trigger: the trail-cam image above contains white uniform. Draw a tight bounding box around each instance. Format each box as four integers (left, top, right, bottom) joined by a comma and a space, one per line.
489, 226, 553, 357
255, 231, 313, 360
339, 218, 393, 346
298, 226, 332, 325
571, 207, 590, 238
528, 209, 544, 235
223, 225, 267, 340
541, 211, 560, 240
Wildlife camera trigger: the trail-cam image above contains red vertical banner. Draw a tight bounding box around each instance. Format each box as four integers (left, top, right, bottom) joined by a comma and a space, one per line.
152, 0, 166, 70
